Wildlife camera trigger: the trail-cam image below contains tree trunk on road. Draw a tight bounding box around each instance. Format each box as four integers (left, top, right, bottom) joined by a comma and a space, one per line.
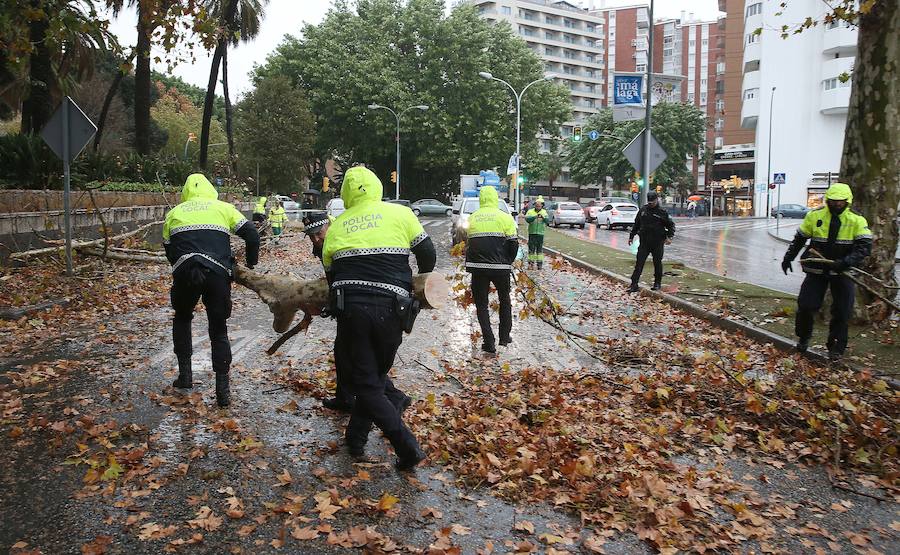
840, 1, 899, 322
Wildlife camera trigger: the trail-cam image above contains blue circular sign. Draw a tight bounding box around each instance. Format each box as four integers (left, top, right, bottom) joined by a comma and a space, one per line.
588, 130, 600, 141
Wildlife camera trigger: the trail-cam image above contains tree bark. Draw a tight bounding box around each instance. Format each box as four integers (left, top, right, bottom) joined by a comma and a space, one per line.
199, 39, 225, 169
20, 1, 53, 135
11, 221, 161, 259
233, 266, 449, 333
94, 50, 136, 152
222, 46, 236, 173
134, 4, 153, 155
840, 1, 900, 322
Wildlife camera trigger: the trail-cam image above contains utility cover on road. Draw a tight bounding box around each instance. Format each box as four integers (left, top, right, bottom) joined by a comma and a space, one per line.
623, 130, 667, 176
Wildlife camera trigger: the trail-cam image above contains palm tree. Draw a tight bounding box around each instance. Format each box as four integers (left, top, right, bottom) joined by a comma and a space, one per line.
199, 0, 266, 170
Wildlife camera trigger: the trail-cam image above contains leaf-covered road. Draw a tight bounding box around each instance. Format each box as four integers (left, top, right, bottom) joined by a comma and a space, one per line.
1, 223, 897, 554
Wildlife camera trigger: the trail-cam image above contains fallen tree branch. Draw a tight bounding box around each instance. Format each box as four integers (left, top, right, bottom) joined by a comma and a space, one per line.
11, 221, 161, 259
79, 248, 166, 264
266, 311, 313, 355
0, 298, 71, 320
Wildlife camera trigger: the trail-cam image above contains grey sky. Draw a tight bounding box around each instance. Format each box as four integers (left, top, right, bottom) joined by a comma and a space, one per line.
108, 0, 722, 98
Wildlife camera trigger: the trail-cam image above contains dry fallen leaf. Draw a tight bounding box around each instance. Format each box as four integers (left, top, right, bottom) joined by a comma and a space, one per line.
275, 469, 293, 487
377, 492, 400, 512
291, 526, 319, 540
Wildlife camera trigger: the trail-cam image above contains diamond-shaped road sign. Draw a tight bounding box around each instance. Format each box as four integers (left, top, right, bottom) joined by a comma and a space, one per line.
41, 96, 97, 162
622, 130, 667, 176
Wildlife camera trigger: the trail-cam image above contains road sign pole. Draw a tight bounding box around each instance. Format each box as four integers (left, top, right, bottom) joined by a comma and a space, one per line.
62, 97, 73, 276
640, 0, 655, 208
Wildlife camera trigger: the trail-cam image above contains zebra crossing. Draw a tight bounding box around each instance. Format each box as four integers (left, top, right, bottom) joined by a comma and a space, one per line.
673, 218, 799, 232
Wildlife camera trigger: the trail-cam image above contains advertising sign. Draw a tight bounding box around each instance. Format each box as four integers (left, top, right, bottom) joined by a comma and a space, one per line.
613, 74, 643, 106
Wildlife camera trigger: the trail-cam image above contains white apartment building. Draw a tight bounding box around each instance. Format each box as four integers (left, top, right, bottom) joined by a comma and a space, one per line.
741, 0, 857, 216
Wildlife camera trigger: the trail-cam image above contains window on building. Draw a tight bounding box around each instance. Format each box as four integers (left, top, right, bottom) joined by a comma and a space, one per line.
746, 3, 762, 17
689, 39, 695, 48
545, 47, 555, 55
715, 118, 724, 130
716, 61, 726, 74
564, 18, 574, 28
747, 33, 759, 45
715, 137, 724, 149
715, 99, 725, 111
700, 78, 707, 87
716, 80, 725, 94
687, 92, 695, 102
744, 88, 758, 99
561, 171, 571, 182
700, 92, 708, 105
701, 38, 708, 47
636, 64, 647, 72
663, 48, 673, 57
587, 24, 595, 34
823, 78, 839, 90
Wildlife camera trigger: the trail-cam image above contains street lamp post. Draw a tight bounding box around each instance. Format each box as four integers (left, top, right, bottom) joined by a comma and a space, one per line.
640, 0, 655, 207
367, 103, 429, 200
766, 86, 777, 222
479, 71, 551, 214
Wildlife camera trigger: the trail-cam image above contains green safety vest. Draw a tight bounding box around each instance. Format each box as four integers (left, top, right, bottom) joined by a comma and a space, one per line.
525, 208, 548, 235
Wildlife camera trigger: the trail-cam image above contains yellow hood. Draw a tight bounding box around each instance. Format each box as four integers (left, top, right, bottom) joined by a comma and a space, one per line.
341, 167, 383, 208
182, 174, 218, 201
479, 185, 499, 209
824, 182, 853, 205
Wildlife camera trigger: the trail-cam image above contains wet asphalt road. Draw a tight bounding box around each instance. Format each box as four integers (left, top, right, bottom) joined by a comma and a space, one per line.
557, 217, 806, 294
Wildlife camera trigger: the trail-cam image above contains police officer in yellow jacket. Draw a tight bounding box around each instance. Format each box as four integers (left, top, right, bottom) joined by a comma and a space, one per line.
163, 174, 260, 406
465, 186, 519, 353
252, 195, 268, 223
323, 167, 435, 470
781, 183, 872, 360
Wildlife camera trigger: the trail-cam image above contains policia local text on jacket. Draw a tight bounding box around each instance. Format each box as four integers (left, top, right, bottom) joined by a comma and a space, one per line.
163, 174, 260, 406
781, 183, 872, 359
322, 167, 435, 470
524, 196, 548, 270
628, 192, 675, 291
465, 186, 519, 353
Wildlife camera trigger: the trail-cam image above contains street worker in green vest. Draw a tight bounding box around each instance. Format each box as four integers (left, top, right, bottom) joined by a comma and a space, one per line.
465, 185, 519, 354
323, 166, 435, 470
269, 201, 287, 243
781, 182, 872, 361
252, 194, 268, 223
163, 174, 260, 407
524, 196, 549, 270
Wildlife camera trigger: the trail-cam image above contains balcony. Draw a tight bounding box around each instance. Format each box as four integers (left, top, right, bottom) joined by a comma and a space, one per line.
823, 22, 857, 55
636, 7, 649, 27
741, 80, 759, 129
741, 69, 760, 93
822, 56, 855, 83
743, 40, 760, 66
820, 87, 850, 115
744, 11, 763, 37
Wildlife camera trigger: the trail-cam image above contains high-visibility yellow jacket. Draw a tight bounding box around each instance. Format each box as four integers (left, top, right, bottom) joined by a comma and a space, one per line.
253, 196, 268, 215
785, 183, 872, 274
269, 206, 287, 228
323, 167, 435, 296
163, 174, 259, 276
465, 186, 519, 273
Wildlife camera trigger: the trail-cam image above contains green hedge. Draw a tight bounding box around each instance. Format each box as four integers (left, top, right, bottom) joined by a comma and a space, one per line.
89, 181, 247, 194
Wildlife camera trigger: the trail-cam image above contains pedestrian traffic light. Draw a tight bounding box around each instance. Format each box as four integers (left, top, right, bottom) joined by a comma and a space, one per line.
573, 126, 582, 142
322, 177, 329, 192
390, 170, 397, 183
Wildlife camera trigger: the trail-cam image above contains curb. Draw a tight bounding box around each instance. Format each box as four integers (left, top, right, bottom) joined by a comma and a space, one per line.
767, 228, 792, 245
537, 243, 832, 366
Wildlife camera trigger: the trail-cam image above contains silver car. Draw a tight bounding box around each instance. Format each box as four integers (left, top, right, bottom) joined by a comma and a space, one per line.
451, 197, 513, 244
547, 201, 586, 229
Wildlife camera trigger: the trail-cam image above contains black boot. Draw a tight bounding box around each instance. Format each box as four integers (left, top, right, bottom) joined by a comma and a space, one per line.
395, 446, 426, 471
627, 283, 639, 293
172, 356, 193, 389
796, 338, 810, 353
215, 373, 230, 407
323, 397, 354, 413
651, 281, 662, 291
393, 394, 413, 414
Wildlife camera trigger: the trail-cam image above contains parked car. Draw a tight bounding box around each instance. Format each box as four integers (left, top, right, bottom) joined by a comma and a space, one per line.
771, 204, 809, 219
583, 197, 630, 222
595, 202, 639, 230
451, 197, 513, 244
274, 194, 300, 212
547, 201, 586, 229
411, 198, 453, 216
326, 198, 345, 218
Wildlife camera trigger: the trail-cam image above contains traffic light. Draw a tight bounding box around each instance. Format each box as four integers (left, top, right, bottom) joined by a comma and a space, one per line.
656, 185, 662, 194
517, 175, 525, 185
390, 171, 397, 183
636, 178, 645, 190
322, 177, 329, 192
573, 126, 582, 142
630, 182, 638, 193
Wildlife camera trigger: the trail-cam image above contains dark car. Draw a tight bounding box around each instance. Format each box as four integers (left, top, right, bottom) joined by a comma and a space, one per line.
771, 204, 809, 219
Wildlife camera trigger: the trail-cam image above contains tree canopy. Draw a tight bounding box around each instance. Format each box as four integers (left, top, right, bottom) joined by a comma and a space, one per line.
566, 103, 708, 192
253, 0, 571, 200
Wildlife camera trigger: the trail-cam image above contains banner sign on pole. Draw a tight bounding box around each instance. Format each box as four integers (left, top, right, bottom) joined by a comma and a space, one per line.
613, 74, 643, 106
613, 105, 645, 122
506, 154, 518, 176
649, 74, 683, 105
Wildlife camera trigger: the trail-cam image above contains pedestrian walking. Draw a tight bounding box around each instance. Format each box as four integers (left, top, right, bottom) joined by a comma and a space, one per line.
465, 186, 519, 354
687, 200, 697, 219
163, 174, 260, 407
524, 196, 548, 270
252, 194, 268, 223
269, 201, 287, 243
781, 183, 872, 361
322, 167, 435, 470
627, 191, 675, 292
303, 211, 411, 416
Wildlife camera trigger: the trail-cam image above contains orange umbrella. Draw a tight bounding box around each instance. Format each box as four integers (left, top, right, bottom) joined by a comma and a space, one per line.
687, 195, 703, 201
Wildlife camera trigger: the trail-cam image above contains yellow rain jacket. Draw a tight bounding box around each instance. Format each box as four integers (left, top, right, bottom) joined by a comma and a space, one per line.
465, 186, 519, 272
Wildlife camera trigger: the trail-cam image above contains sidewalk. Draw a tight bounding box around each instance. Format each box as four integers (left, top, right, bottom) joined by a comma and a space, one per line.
532, 226, 899, 373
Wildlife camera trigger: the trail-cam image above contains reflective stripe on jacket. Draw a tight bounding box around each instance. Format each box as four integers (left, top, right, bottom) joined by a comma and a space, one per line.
465, 186, 518, 273
795, 207, 872, 274
163, 174, 251, 276
525, 208, 548, 235
323, 167, 428, 294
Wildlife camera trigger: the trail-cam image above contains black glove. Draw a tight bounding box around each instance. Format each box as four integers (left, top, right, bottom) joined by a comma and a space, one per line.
319, 307, 331, 318
831, 258, 849, 272
781, 260, 792, 275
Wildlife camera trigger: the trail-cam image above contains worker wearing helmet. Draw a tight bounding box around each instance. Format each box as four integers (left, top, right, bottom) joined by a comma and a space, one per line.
781, 183, 872, 361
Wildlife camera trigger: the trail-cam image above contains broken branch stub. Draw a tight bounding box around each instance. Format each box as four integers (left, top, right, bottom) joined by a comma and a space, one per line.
233, 265, 448, 333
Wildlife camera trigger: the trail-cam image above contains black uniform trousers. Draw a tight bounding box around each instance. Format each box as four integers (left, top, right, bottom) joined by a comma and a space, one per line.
471, 270, 512, 349
336, 296, 419, 459
171, 265, 232, 374
630, 240, 665, 286
333, 333, 405, 407
795, 273, 855, 354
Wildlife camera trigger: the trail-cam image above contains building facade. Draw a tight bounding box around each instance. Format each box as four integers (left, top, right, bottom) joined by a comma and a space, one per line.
740, 0, 856, 216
